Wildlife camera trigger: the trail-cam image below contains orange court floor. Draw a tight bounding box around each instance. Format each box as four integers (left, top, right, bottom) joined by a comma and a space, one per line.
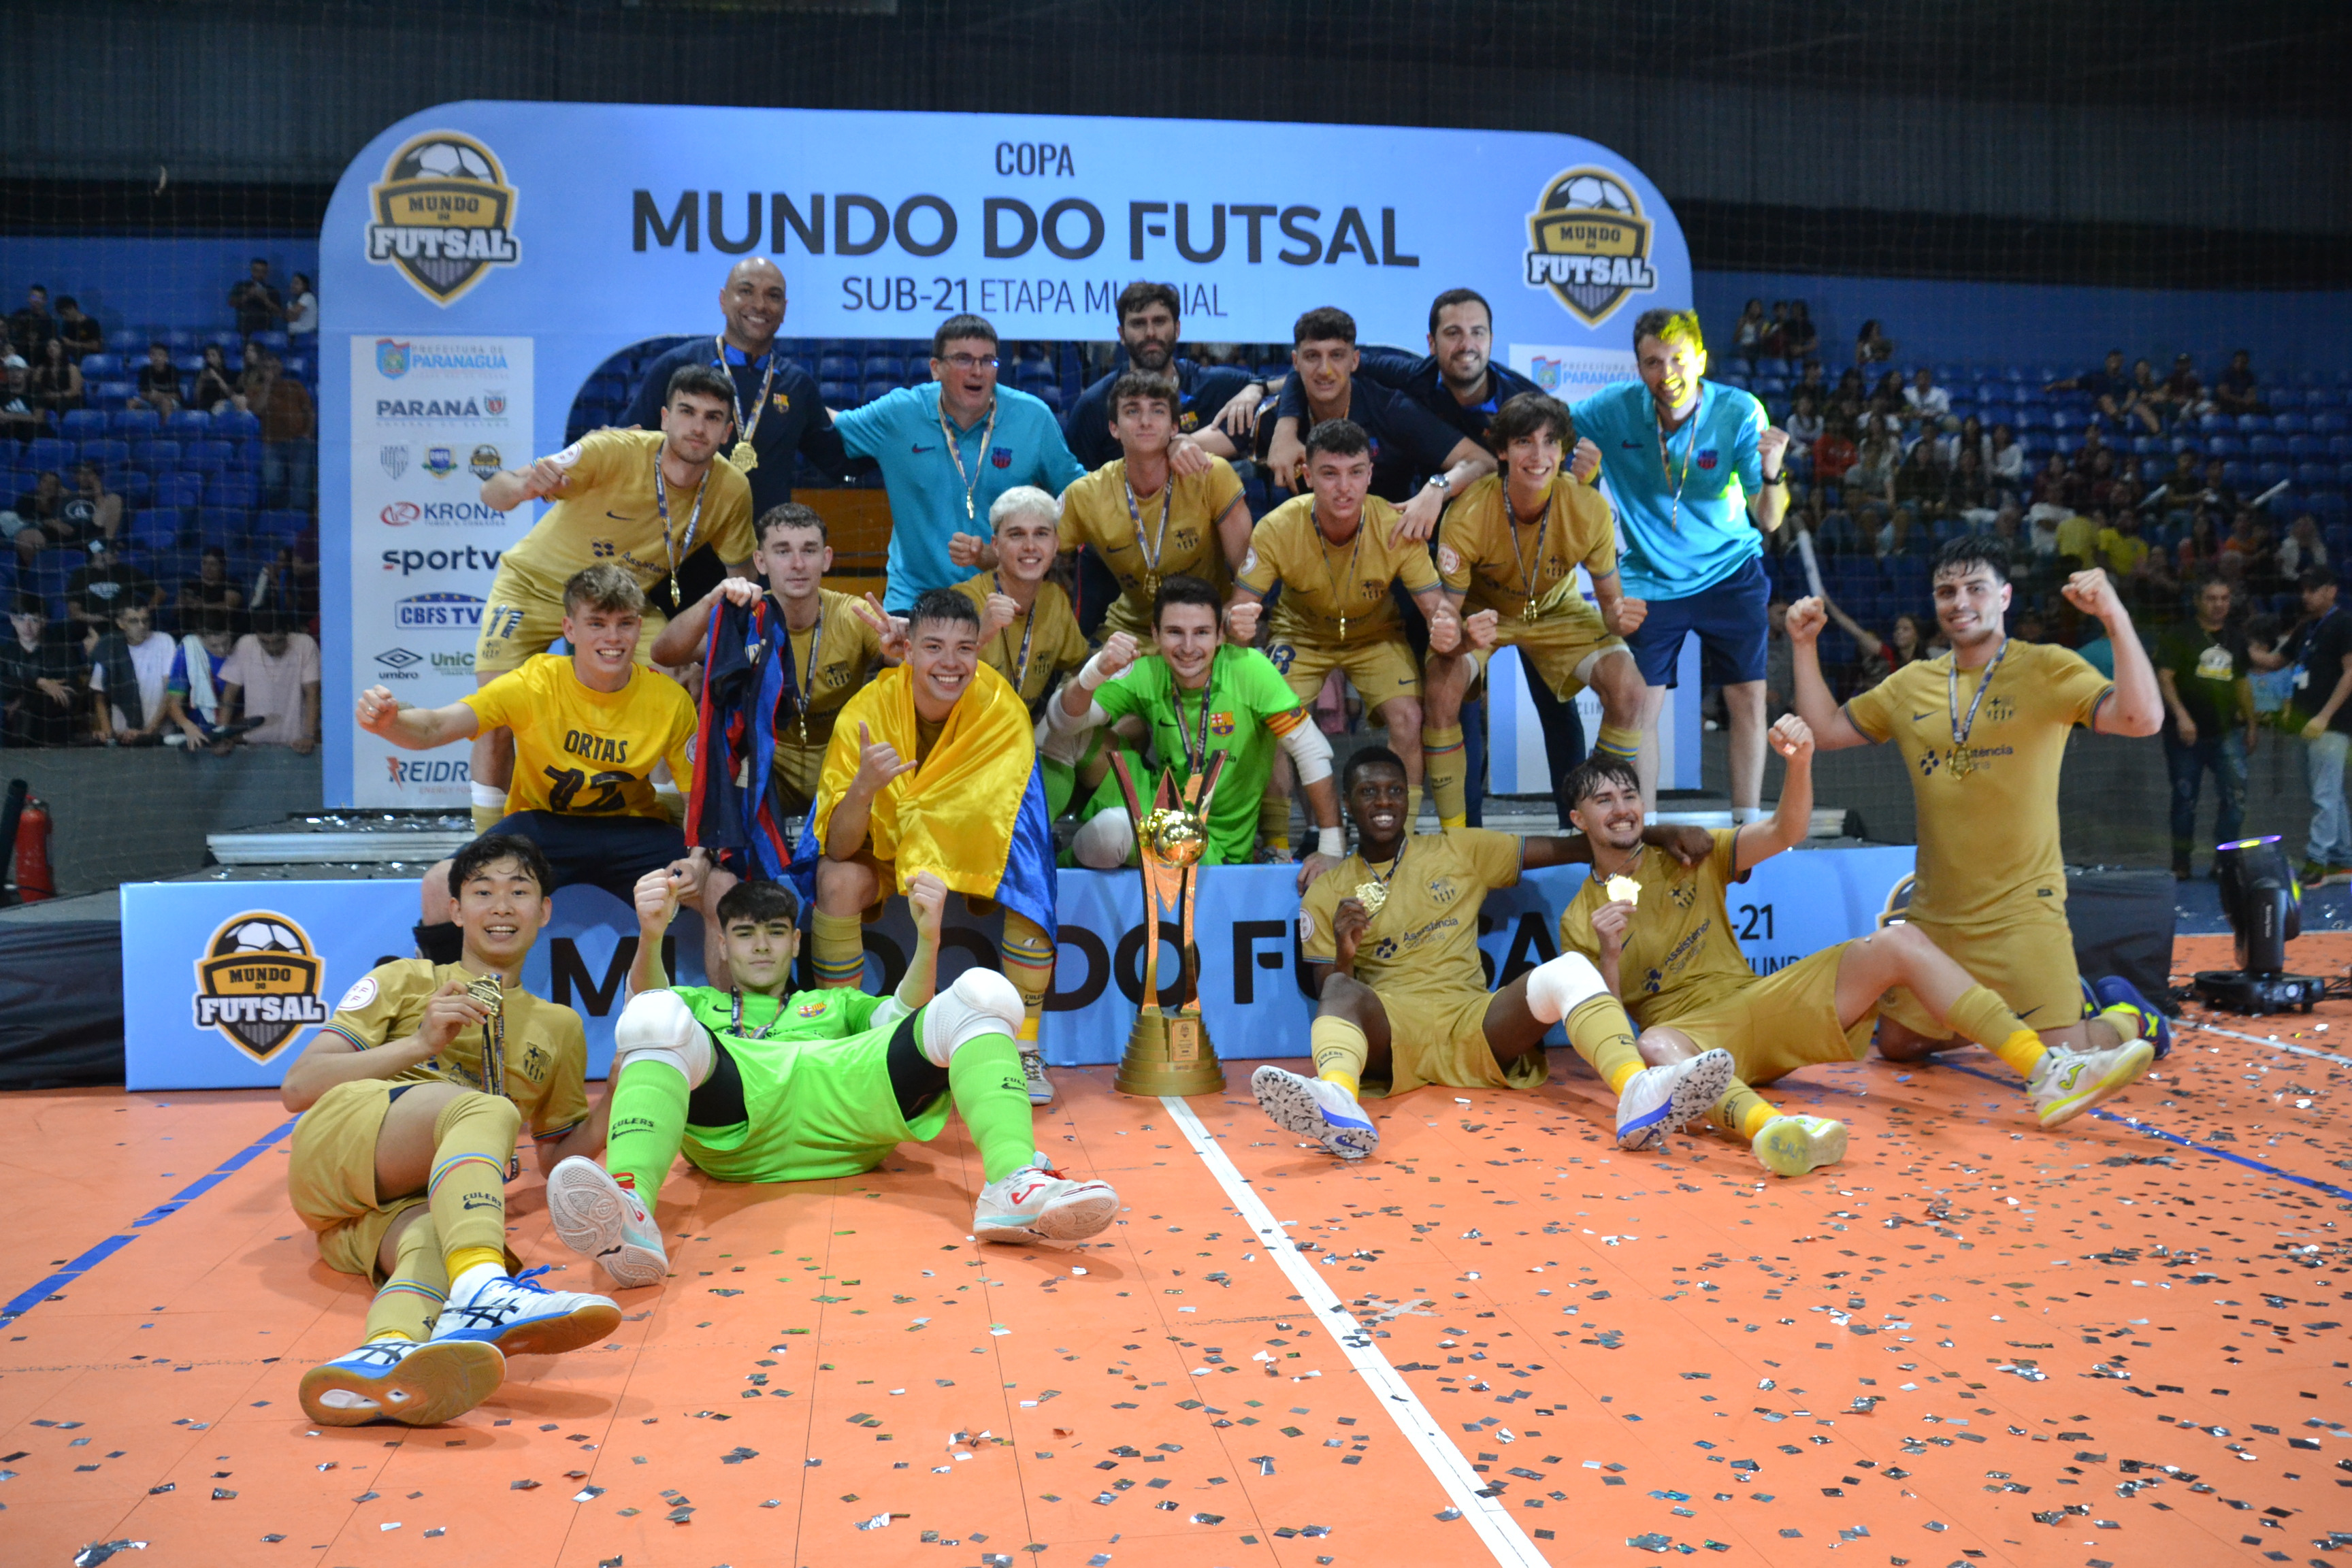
5, 932, 2351, 1568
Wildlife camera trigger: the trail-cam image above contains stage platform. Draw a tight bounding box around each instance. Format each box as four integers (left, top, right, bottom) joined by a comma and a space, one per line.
3, 930, 2347, 1568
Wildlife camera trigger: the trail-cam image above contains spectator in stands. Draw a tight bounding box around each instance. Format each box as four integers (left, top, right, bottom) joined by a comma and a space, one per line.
1987, 503, 2027, 564
248, 542, 316, 623
2125, 359, 2166, 434
1784, 392, 1824, 459
2053, 508, 2099, 572
2082, 447, 2127, 510
1810, 410, 1857, 500
61, 462, 121, 545
131, 343, 182, 414
2072, 424, 2112, 480
191, 344, 237, 412
1874, 506, 1927, 559
2157, 449, 2202, 523
2276, 566, 2352, 883
2176, 512, 2223, 583
1904, 367, 1950, 425
178, 544, 244, 617
229, 258, 282, 338
90, 602, 184, 747
1761, 595, 1795, 717
2049, 350, 2130, 425
1867, 372, 1908, 431
1782, 301, 1818, 362
2223, 508, 2274, 585
2279, 513, 2329, 579
215, 609, 321, 754
2198, 457, 2240, 518
1830, 366, 1865, 412
1793, 361, 1829, 406
1937, 412, 1986, 470
1, 355, 38, 441
0, 591, 86, 747
2161, 353, 2212, 422
52, 297, 101, 361
284, 272, 317, 338
1825, 600, 1926, 685
7, 285, 54, 360
2093, 508, 2164, 593
2156, 576, 2255, 880
9, 470, 67, 560
1851, 427, 1900, 506
239, 348, 316, 510
1987, 423, 2025, 493
29, 337, 81, 417
2214, 349, 2264, 416
66, 538, 160, 652
2025, 508, 2064, 563
1891, 439, 1948, 520
1852, 318, 1893, 367
1948, 446, 1998, 528
1733, 299, 1766, 366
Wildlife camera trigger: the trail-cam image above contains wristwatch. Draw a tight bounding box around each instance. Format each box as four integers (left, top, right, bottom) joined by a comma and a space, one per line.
1426, 472, 1452, 493
1761, 471, 1788, 487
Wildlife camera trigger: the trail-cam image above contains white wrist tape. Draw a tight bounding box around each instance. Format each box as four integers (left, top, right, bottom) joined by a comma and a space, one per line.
1317, 826, 1345, 859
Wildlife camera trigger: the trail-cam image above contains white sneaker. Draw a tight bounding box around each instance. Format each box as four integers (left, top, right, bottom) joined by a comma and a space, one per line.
544, 1156, 668, 1289
1250, 1065, 1378, 1160
1750, 1113, 1848, 1177
1020, 1047, 1056, 1107
298, 1337, 504, 1428
974, 1162, 1119, 1244
428, 1267, 621, 1357
2029, 1039, 2155, 1128
1615, 1049, 1735, 1150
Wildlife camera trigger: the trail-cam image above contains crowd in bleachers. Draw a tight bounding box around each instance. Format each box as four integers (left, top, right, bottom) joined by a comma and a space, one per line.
0, 263, 320, 749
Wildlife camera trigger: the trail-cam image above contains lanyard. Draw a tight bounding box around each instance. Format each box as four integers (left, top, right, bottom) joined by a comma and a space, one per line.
1354, 838, 1407, 915
1170, 658, 1216, 774
1313, 506, 1368, 643
1505, 483, 1556, 621
715, 336, 777, 473
777, 594, 824, 747
651, 451, 708, 607
1653, 389, 1698, 536
1122, 466, 1173, 599
1945, 636, 2010, 778
993, 571, 1036, 694
939, 395, 1000, 522
729, 989, 781, 1040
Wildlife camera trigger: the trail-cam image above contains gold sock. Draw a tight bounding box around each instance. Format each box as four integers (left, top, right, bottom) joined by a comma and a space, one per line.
1565, 994, 1646, 1095
363, 1216, 450, 1343
1422, 725, 1468, 829
1258, 793, 1291, 853
1595, 723, 1642, 763
1309, 1015, 1369, 1098
470, 804, 504, 834
427, 1091, 520, 1274
811, 909, 866, 987
1000, 913, 1054, 1047
1405, 783, 1423, 830
1714, 1083, 1782, 1140
1946, 983, 2048, 1077
2094, 1002, 2146, 1045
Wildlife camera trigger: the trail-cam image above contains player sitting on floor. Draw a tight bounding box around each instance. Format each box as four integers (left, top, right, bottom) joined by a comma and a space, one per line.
1557, 725, 2149, 1181
800, 588, 1063, 1104
544, 868, 1119, 1288
1252, 745, 1735, 1160
280, 835, 620, 1428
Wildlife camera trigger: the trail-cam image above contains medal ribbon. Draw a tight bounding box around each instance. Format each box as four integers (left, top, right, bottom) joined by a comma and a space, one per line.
1123, 466, 1173, 591
652, 451, 709, 606
1313, 504, 1368, 643
715, 334, 778, 451
993, 570, 1036, 695
730, 988, 781, 1041
1946, 636, 2011, 770
1507, 483, 1556, 619
939, 395, 1000, 522
1169, 658, 1215, 775
776, 593, 824, 747
1654, 391, 1697, 536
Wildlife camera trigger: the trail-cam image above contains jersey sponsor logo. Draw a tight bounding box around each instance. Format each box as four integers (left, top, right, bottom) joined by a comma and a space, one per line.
1523, 167, 1657, 327
424, 445, 457, 478
395, 591, 485, 629
388, 756, 469, 787
366, 133, 522, 305
192, 911, 331, 1062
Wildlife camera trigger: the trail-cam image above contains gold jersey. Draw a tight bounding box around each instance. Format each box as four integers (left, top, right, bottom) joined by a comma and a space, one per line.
1299, 829, 1522, 1004
951, 572, 1091, 712
499, 428, 755, 597
462, 653, 696, 820
1557, 830, 1756, 1028
1058, 456, 1246, 632
315, 959, 588, 1139
1237, 493, 1441, 646
1437, 471, 1618, 623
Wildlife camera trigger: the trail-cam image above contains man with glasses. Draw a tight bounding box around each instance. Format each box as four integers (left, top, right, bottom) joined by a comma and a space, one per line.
835, 314, 1085, 610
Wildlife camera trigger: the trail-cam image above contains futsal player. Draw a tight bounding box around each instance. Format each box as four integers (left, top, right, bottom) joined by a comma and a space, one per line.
1059, 281, 1254, 469
542, 868, 1120, 1287
1569, 310, 1791, 817
953, 486, 1091, 717
800, 589, 1062, 1104
1252, 747, 1732, 1160
1230, 419, 1458, 847
1786, 538, 2173, 1073
471, 365, 755, 831
1558, 725, 2146, 1180
1051, 574, 1343, 881
1423, 391, 1647, 828
282, 835, 619, 1427
358, 564, 725, 977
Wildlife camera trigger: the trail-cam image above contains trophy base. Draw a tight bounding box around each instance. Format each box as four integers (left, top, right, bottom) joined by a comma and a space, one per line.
1114, 1009, 1226, 1098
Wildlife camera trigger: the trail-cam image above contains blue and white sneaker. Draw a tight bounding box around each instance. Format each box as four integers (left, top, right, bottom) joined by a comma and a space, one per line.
298, 1337, 504, 1427
1615, 1049, 1735, 1151
428, 1267, 621, 1357
545, 1156, 669, 1290
1252, 1065, 1379, 1160
2090, 975, 2172, 1060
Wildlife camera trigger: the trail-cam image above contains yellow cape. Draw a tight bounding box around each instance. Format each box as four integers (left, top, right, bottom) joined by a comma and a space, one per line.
812, 660, 1036, 898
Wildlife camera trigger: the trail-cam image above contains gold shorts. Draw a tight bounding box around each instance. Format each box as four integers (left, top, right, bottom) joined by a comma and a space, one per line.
1097, 593, 1158, 655
1647, 945, 1872, 1086
1878, 905, 2083, 1041
474, 563, 667, 677
1365, 986, 1547, 1098
768, 738, 825, 819
1477, 608, 1629, 702
288, 1080, 518, 1284
1266, 633, 1421, 710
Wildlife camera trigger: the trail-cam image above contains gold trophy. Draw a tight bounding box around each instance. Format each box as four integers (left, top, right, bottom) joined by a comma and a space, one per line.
1109, 749, 1228, 1097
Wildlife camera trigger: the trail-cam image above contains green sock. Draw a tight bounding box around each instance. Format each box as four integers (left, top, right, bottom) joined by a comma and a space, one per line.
947, 1033, 1036, 1183
604, 1059, 691, 1198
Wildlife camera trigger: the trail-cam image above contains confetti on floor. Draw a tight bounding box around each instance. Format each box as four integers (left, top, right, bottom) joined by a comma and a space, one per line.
4, 930, 2349, 1565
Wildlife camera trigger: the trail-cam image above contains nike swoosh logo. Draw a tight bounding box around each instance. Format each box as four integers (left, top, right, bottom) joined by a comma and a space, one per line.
1911, 711, 1932, 720
911, 443, 936, 453
606, 510, 631, 520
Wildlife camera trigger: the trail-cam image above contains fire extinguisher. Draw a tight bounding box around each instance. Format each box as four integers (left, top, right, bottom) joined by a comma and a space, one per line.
14, 791, 53, 902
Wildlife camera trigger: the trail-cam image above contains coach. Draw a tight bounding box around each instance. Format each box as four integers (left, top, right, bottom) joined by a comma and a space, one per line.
1571, 308, 1789, 818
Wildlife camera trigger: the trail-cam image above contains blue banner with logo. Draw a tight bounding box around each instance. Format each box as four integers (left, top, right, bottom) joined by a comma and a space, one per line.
124, 844, 1906, 1091
318, 102, 1690, 808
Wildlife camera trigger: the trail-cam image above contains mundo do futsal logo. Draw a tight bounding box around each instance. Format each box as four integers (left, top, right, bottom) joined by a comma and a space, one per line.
368, 132, 522, 305
193, 911, 331, 1061
1523, 167, 1656, 327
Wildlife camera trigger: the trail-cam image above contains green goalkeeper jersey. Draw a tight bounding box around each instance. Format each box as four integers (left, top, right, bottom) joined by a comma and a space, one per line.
1091, 645, 1307, 864
671, 985, 951, 1182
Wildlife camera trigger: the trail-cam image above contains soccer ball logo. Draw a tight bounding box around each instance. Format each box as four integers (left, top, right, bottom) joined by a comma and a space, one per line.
229, 919, 304, 956
1524, 166, 1658, 327
193, 910, 331, 1062
1560, 174, 1635, 216
399, 141, 496, 182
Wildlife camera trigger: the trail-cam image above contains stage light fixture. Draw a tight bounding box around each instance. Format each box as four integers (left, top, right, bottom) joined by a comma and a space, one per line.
2192, 836, 2324, 1013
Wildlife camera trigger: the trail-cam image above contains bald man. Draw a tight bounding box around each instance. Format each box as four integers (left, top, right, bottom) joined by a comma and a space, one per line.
626, 259, 867, 532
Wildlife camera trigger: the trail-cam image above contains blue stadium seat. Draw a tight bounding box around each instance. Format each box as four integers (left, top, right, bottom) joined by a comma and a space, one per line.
127, 506, 186, 553
248, 330, 290, 353
154, 472, 203, 508
201, 329, 241, 351
2299, 463, 2335, 487
80, 354, 119, 380
251, 508, 307, 547
2255, 461, 2289, 488
27, 556, 71, 621
26, 437, 70, 474
173, 353, 205, 376
165, 410, 210, 439
115, 472, 152, 508
2014, 407, 2053, 433
89, 381, 133, 412
2130, 436, 2163, 455
819, 353, 859, 380
105, 329, 144, 357
2054, 434, 2083, 457
80, 438, 129, 468
2221, 461, 2248, 487
861, 355, 902, 382
109, 409, 161, 437
2318, 414, 2350, 437
2138, 458, 2167, 483
819, 379, 858, 407
161, 329, 195, 351
208, 472, 259, 510
2250, 434, 2287, 457
2311, 389, 2347, 410
2276, 412, 2313, 435
187, 439, 237, 476
2289, 434, 2320, 459
858, 379, 897, 406
281, 355, 312, 382
2238, 414, 2274, 434
2208, 434, 2248, 458
2310, 493, 2349, 523
2340, 461, 2352, 486
131, 439, 181, 472
59, 409, 105, 440
213, 408, 261, 441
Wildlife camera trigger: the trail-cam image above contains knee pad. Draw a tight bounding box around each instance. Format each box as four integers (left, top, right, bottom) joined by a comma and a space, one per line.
1526, 951, 1610, 1024
612, 989, 717, 1086
1071, 806, 1134, 870
919, 968, 1026, 1068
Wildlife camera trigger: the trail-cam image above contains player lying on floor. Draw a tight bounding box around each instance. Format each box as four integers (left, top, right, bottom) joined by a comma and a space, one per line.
281, 835, 621, 1428
1557, 722, 2155, 1179
1249, 745, 1738, 1160
541, 868, 1120, 1290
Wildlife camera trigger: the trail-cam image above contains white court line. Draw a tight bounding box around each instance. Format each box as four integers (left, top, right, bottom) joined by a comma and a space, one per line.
1159, 1094, 1551, 1568
2180, 1019, 2352, 1069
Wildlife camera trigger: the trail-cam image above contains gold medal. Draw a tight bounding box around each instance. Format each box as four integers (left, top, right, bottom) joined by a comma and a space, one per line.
1946, 746, 1975, 780
465, 975, 508, 1098
1354, 881, 1389, 915
728, 439, 760, 474
1604, 874, 1642, 905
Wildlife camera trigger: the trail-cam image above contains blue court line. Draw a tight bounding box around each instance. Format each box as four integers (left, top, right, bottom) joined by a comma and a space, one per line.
0, 1116, 297, 1328
1940, 1061, 2352, 1203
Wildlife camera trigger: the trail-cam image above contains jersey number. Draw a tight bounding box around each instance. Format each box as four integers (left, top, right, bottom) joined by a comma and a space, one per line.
543, 766, 630, 813
485, 605, 526, 641
1267, 643, 1296, 674
1734, 902, 1775, 941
